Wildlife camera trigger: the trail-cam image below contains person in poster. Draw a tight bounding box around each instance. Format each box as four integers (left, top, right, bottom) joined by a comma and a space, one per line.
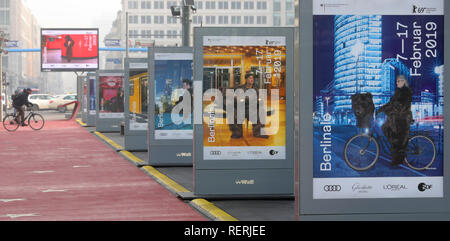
312, 0, 444, 199
64, 35, 74, 63
229, 72, 269, 139
377, 75, 413, 166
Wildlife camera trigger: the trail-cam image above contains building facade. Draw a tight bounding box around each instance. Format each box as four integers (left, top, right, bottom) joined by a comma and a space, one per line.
102, 0, 296, 69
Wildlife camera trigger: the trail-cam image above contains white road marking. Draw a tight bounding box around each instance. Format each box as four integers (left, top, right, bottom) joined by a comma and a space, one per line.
72, 165, 91, 168
31, 170, 55, 174
0, 199, 26, 203
41, 189, 66, 193
1, 213, 39, 219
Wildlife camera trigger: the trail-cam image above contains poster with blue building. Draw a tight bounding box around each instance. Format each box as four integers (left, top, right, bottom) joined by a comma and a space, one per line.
313, 0, 444, 199
154, 53, 193, 140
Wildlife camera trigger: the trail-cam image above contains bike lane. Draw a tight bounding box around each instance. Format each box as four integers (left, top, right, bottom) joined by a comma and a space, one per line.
0, 121, 207, 221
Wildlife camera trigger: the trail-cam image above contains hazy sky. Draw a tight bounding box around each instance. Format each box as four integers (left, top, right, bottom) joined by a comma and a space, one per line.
24, 0, 122, 44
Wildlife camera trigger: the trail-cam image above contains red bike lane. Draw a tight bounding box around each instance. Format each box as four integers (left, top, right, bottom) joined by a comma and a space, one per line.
0, 120, 206, 221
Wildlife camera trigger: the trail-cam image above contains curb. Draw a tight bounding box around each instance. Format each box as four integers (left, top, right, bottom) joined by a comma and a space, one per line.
93, 131, 124, 151
119, 150, 146, 166
75, 118, 87, 126
190, 199, 238, 221
78, 126, 238, 221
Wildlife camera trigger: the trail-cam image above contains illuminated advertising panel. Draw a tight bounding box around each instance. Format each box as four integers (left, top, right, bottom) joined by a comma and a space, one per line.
98, 73, 124, 118
41, 28, 99, 72
129, 62, 148, 131
312, 0, 444, 199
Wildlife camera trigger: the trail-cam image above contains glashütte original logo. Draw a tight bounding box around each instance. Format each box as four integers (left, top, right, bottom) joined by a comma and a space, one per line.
352, 183, 372, 193
418, 183, 432, 192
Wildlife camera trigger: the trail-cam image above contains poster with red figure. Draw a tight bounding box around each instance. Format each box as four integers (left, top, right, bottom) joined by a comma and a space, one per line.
41, 29, 99, 72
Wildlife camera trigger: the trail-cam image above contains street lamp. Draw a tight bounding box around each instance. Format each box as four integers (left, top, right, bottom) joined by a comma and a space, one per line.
170, 0, 196, 47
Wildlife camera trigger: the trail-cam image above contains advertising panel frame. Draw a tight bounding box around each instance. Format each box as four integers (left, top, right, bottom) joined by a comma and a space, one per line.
124, 58, 148, 151
297, 0, 450, 220
147, 47, 194, 166
81, 75, 88, 123
86, 72, 97, 126
193, 27, 295, 197
95, 70, 125, 133
40, 28, 99, 72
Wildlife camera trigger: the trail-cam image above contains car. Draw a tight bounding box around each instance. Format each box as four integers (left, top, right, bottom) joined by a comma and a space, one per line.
28, 94, 53, 111
49, 94, 78, 112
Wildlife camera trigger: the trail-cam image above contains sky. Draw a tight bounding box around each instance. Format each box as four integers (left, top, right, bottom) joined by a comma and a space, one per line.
24, 0, 122, 44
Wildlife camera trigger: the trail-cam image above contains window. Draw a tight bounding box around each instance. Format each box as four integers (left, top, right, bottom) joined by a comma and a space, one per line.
195, 1, 203, 9
167, 1, 177, 9
154, 16, 164, 24
129, 15, 138, 24
244, 1, 254, 9
193, 15, 203, 25
141, 1, 151, 9
256, 1, 267, 10
257, 16, 267, 24
273, 15, 281, 26
218, 16, 228, 24
206, 16, 216, 24
205, 1, 215, 9
0, 10, 9, 25
0, 0, 10, 8
244, 16, 254, 24
231, 16, 241, 24
128, 1, 138, 9
154, 1, 164, 9
218, 1, 228, 9
273, 1, 281, 11
231, 1, 241, 9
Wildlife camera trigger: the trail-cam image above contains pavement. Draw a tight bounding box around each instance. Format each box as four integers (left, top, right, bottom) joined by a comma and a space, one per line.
0, 117, 207, 221
78, 120, 296, 221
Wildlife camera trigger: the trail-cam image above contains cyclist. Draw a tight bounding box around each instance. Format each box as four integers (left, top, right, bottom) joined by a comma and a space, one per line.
12, 88, 33, 126
376, 75, 413, 166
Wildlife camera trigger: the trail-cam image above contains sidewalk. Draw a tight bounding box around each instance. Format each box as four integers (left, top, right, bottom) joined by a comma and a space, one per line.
0, 120, 207, 221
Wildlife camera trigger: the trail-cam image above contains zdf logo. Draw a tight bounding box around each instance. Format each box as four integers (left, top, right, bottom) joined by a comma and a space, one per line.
418, 183, 432, 192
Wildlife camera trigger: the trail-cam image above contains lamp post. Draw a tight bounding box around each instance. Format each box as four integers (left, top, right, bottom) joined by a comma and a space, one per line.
0, 30, 8, 121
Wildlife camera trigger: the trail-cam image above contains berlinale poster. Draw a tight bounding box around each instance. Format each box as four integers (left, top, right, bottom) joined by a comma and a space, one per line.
202, 36, 286, 160
129, 66, 148, 131
313, 0, 444, 199
154, 53, 193, 139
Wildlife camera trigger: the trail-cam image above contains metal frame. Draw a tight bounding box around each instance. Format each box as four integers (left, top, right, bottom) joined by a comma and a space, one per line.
95, 69, 125, 132
124, 58, 148, 151
147, 47, 194, 166
297, 0, 450, 220
193, 27, 295, 197
86, 72, 97, 126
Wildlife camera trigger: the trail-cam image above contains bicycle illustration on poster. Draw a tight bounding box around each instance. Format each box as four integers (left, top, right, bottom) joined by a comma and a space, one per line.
312, 0, 444, 199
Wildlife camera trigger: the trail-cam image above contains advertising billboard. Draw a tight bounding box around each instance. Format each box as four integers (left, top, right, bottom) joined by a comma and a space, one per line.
98, 73, 124, 118
202, 36, 287, 160
129, 62, 148, 131
312, 0, 444, 199
88, 74, 96, 115
154, 53, 193, 139
41, 28, 99, 72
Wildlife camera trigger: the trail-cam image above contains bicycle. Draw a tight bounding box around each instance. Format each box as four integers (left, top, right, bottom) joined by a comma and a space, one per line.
343, 113, 436, 171
2, 109, 45, 132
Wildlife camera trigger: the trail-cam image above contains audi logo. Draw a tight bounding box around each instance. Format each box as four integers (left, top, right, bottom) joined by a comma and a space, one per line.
323, 185, 342, 192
